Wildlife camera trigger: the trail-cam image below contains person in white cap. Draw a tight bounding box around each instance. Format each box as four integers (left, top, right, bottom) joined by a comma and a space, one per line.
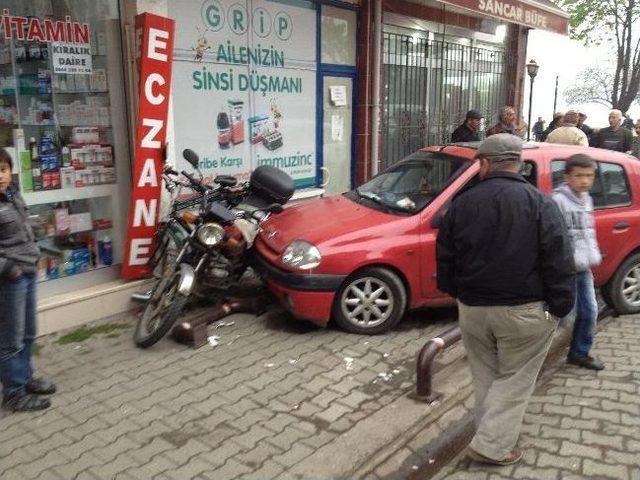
546, 110, 589, 146
436, 134, 575, 466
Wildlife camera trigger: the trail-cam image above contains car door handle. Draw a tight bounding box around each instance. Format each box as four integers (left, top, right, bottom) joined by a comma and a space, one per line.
614, 222, 630, 230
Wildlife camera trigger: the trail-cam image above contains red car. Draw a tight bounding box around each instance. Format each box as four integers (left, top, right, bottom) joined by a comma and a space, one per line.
253, 143, 640, 334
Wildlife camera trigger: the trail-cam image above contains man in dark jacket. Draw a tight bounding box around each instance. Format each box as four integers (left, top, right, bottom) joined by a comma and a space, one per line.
577, 112, 593, 139
436, 134, 575, 466
591, 109, 633, 152
540, 112, 563, 142
451, 109, 484, 142
532, 117, 545, 141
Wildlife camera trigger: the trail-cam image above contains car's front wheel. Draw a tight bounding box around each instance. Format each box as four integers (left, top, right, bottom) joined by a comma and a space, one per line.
332, 267, 407, 334
605, 252, 640, 315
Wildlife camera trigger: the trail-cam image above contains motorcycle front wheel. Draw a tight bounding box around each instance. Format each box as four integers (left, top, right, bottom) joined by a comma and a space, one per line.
134, 273, 188, 348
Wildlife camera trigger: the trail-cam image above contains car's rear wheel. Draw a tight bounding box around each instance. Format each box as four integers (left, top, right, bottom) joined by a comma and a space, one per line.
332, 267, 407, 334
606, 253, 640, 315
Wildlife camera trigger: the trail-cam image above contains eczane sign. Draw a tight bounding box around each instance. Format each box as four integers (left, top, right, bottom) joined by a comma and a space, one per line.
122, 13, 175, 279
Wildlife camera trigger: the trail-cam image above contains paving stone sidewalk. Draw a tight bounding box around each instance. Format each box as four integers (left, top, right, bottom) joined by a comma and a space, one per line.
432, 314, 640, 480
0, 305, 463, 480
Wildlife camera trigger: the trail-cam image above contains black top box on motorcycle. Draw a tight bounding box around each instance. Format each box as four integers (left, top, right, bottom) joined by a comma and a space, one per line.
249, 165, 294, 205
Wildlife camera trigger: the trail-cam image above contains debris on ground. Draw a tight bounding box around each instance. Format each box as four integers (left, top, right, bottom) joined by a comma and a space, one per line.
264, 362, 275, 368
213, 321, 235, 329
375, 372, 393, 382
343, 357, 354, 370
207, 335, 221, 347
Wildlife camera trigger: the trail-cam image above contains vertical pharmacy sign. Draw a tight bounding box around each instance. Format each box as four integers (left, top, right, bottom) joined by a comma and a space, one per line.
170, 0, 317, 187
122, 13, 175, 279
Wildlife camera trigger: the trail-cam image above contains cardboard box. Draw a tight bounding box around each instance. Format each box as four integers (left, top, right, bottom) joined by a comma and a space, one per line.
69, 212, 93, 233
60, 167, 75, 189
20, 169, 33, 192
54, 208, 70, 236
19, 150, 31, 171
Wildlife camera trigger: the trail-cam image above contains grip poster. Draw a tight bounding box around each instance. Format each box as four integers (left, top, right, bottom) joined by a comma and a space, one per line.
169, 0, 317, 188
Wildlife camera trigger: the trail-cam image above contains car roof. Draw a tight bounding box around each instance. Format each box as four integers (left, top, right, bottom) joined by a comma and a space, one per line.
424, 141, 540, 151
422, 141, 637, 163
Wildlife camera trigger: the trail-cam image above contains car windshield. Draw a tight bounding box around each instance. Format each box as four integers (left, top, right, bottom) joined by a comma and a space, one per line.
349, 152, 471, 214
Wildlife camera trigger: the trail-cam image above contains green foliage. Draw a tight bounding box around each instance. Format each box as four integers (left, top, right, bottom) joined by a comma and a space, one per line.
56, 323, 130, 345
553, 0, 640, 111
554, 0, 629, 44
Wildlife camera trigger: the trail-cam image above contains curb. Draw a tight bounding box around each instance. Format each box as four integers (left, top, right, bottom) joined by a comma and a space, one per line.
361, 309, 616, 479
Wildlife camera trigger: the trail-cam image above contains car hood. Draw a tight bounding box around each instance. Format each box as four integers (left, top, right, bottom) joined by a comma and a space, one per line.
259, 195, 400, 253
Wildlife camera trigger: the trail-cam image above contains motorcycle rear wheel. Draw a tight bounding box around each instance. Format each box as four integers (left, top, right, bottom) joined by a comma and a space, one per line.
134, 274, 188, 348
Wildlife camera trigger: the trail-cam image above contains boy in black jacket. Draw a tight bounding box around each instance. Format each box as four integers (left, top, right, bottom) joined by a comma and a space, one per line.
0, 148, 56, 412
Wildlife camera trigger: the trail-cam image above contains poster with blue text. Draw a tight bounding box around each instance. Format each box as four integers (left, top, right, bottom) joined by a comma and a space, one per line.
169, 0, 317, 188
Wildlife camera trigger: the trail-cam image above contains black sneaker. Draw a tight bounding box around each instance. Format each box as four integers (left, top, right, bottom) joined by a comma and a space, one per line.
26, 378, 57, 395
2, 393, 51, 412
567, 354, 605, 370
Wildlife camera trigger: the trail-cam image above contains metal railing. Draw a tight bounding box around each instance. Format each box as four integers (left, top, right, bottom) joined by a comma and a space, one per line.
381, 32, 507, 170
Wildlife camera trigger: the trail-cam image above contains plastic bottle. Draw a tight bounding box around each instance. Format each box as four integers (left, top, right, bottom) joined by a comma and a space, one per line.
29, 137, 38, 160
99, 236, 113, 266
217, 111, 231, 149
62, 146, 71, 167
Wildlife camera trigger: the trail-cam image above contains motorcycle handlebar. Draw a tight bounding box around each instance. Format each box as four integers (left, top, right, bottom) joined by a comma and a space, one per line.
181, 170, 206, 193
164, 165, 178, 176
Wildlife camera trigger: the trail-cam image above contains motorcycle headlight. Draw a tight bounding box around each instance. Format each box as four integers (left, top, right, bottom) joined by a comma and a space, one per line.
196, 223, 225, 246
281, 240, 321, 270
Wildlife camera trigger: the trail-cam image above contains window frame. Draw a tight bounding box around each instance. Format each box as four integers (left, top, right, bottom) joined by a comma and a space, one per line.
550, 159, 633, 210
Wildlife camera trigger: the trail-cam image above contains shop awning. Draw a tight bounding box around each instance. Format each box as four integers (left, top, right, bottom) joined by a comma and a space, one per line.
436, 0, 570, 35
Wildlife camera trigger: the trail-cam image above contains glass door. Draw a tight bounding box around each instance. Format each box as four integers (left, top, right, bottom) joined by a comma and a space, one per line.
321, 75, 353, 195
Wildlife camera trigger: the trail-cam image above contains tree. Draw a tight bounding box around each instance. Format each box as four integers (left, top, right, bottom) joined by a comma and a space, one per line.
564, 66, 614, 108
555, 0, 640, 113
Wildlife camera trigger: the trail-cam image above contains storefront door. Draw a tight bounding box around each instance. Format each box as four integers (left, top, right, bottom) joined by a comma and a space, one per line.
321, 74, 353, 195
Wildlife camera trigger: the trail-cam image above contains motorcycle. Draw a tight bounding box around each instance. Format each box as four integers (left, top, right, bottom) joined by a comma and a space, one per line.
133, 149, 294, 348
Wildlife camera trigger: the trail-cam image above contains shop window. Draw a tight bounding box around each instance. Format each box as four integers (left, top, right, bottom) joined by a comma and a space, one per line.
0, 0, 128, 284
321, 6, 356, 66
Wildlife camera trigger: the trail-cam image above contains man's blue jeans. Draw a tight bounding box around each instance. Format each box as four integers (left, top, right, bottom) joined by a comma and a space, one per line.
0, 273, 36, 398
569, 270, 598, 358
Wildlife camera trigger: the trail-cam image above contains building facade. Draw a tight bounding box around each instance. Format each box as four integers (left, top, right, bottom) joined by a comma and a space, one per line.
0, 0, 568, 334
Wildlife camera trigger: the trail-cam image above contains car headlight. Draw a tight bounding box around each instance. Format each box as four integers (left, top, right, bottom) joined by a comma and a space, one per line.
196, 223, 225, 246
281, 240, 321, 270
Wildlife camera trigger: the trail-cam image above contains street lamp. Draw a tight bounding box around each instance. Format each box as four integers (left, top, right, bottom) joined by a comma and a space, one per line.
526, 59, 539, 141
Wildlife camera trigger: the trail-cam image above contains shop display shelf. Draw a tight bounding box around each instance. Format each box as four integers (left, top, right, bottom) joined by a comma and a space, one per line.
20, 122, 56, 127
58, 123, 111, 128
23, 183, 117, 206
20, 121, 56, 126
18, 91, 53, 96
37, 224, 113, 241
53, 90, 109, 94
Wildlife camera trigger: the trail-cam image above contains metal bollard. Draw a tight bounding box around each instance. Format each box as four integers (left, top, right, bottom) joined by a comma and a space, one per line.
416, 325, 462, 402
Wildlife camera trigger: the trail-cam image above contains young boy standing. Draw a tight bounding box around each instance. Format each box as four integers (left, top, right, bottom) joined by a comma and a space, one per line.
0, 148, 56, 411
552, 154, 605, 370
